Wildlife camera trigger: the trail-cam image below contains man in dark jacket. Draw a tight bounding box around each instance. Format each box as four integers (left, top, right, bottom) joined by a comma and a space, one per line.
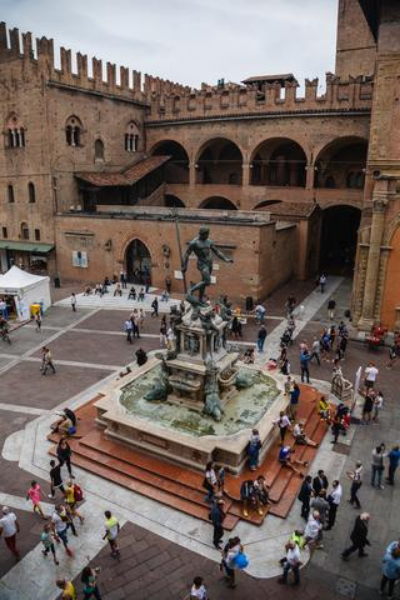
298, 475, 313, 521
313, 470, 329, 496
341, 513, 370, 560
210, 498, 225, 549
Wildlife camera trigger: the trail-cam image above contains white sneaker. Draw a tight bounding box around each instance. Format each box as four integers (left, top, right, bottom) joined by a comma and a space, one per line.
379, 485, 385, 490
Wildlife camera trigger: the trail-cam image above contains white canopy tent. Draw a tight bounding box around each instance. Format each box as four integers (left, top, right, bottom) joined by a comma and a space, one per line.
0, 266, 51, 321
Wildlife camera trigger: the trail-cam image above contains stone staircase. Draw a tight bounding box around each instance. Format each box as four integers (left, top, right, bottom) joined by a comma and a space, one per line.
48, 385, 328, 528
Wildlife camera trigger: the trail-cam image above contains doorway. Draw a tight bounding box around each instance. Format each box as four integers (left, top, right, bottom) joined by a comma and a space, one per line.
320, 206, 361, 274
125, 239, 152, 284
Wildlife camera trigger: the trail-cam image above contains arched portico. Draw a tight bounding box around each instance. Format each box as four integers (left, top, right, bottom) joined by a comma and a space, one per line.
125, 239, 152, 283
314, 137, 368, 189
151, 140, 190, 183
250, 138, 307, 187
199, 197, 237, 210
195, 138, 243, 185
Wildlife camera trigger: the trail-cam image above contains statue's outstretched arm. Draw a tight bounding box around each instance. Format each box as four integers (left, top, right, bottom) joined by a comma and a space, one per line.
211, 243, 234, 263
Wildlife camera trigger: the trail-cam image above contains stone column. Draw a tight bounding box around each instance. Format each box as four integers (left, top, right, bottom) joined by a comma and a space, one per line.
306, 164, 316, 190
357, 193, 388, 330
189, 162, 196, 187
242, 162, 250, 186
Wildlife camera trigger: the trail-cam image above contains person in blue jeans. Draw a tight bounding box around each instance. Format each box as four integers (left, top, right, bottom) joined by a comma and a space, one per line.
257, 324, 267, 353
371, 443, 386, 488
278, 540, 301, 585
380, 540, 400, 598
300, 350, 311, 383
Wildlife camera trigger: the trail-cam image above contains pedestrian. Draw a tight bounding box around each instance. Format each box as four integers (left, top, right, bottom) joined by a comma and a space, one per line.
341, 513, 370, 560
300, 349, 311, 383
331, 412, 343, 444
362, 390, 374, 424
210, 498, 225, 549
304, 510, 323, 549
298, 475, 312, 521
190, 576, 208, 600
380, 540, 400, 599
26, 480, 48, 520
254, 303, 266, 324
51, 505, 73, 557
319, 274, 327, 293
203, 461, 217, 503
277, 539, 302, 585
310, 337, 321, 365
41, 523, 59, 565
81, 566, 102, 600
0, 506, 20, 561
135, 347, 147, 367
70, 293, 77, 312
49, 459, 65, 499
256, 324, 267, 353
288, 382, 300, 420
64, 479, 84, 525
326, 480, 342, 530
56, 578, 76, 599
347, 461, 363, 509
35, 312, 42, 332
327, 297, 336, 320
274, 411, 291, 445
151, 297, 159, 318
313, 470, 329, 496
124, 318, 133, 344
386, 445, 400, 485
364, 361, 379, 391
120, 268, 127, 289
310, 489, 330, 527
41, 346, 56, 375
103, 510, 120, 558
130, 310, 140, 338
371, 443, 386, 489
57, 437, 74, 478
372, 390, 384, 422
221, 536, 242, 589
247, 428, 261, 471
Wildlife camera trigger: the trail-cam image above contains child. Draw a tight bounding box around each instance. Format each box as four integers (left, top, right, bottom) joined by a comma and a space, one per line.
190, 576, 208, 600
41, 523, 59, 564
26, 481, 47, 520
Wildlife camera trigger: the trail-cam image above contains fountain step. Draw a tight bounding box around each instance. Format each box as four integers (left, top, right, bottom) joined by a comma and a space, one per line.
48, 446, 239, 530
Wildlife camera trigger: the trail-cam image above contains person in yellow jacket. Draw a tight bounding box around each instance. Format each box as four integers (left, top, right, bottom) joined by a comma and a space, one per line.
56, 578, 76, 600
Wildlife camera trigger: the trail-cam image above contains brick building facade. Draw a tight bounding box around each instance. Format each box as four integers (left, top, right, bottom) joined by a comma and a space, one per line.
0, 1, 399, 328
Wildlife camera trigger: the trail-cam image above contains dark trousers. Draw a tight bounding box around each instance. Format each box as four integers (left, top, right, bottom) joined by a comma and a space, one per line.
282, 562, 300, 584
213, 524, 224, 548
301, 366, 310, 383
380, 575, 395, 596
350, 481, 362, 508
279, 426, 288, 444
59, 456, 73, 477
43, 360, 56, 375
301, 498, 310, 520
327, 503, 337, 529
342, 543, 366, 558
84, 586, 102, 600
126, 330, 132, 343
310, 352, 320, 366
387, 464, 397, 485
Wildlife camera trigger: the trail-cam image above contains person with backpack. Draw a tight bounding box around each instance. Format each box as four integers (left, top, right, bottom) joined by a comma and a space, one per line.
64, 479, 84, 527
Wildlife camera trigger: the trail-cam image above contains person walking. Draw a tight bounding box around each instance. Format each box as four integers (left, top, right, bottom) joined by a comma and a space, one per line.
310, 337, 321, 366
190, 576, 208, 600
221, 537, 242, 589
327, 297, 336, 320
56, 578, 76, 599
124, 318, 133, 344
49, 459, 65, 499
371, 443, 386, 489
380, 540, 400, 599
256, 324, 267, 353
274, 411, 291, 445
326, 480, 342, 530
386, 445, 400, 486
347, 461, 363, 509
35, 312, 42, 332
151, 297, 159, 318
42, 346, 56, 375
364, 361, 379, 391
277, 539, 302, 585
26, 481, 48, 520
103, 510, 120, 559
64, 479, 84, 526
298, 475, 313, 521
81, 566, 102, 600
300, 350, 311, 383
52, 505, 73, 557
210, 497, 225, 549
319, 274, 327, 293
70, 293, 77, 312
57, 437, 74, 478
341, 513, 370, 560
40, 523, 59, 565
0, 506, 20, 561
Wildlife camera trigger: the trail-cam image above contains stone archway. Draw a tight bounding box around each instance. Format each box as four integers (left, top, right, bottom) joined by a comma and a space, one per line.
319, 205, 361, 274
125, 239, 152, 284
199, 196, 237, 210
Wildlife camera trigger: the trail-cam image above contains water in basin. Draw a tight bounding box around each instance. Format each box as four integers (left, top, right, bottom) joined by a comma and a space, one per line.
119, 365, 280, 437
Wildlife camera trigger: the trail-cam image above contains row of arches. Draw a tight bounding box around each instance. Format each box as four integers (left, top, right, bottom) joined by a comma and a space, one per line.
151, 136, 368, 189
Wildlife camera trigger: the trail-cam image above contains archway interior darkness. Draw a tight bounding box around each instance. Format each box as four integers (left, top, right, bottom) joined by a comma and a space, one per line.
320, 206, 361, 274
165, 194, 185, 208
253, 200, 282, 210
251, 139, 306, 187
196, 138, 243, 185
200, 197, 237, 210
315, 139, 368, 189
152, 141, 189, 183
126, 239, 152, 283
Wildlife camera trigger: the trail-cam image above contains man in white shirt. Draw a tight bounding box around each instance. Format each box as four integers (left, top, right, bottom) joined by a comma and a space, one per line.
278, 540, 301, 585
364, 362, 379, 390
0, 507, 20, 561
326, 480, 342, 530
274, 411, 291, 444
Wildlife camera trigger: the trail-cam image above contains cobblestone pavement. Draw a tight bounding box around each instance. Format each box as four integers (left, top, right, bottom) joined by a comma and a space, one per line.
0, 278, 399, 600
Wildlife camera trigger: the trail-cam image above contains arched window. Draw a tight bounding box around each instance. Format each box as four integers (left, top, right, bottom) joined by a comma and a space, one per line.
65, 116, 83, 147
21, 222, 29, 240
5, 114, 25, 149
125, 122, 140, 152
94, 139, 105, 161
7, 184, 15, 204
28, 182, 36, 203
